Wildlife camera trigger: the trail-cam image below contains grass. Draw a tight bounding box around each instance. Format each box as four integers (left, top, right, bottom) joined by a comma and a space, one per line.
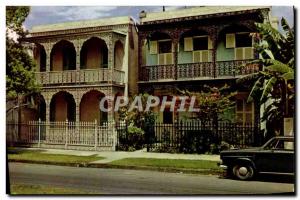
10, 184, 96, 194
7, 149, 103, 164
109, 158, 220, 170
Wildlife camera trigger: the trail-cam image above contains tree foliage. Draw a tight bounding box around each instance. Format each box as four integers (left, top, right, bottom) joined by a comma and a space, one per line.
6, 6, 39, 98
118, 93, 156, 128
179, 84, 236, 122
238, 17, 294, 136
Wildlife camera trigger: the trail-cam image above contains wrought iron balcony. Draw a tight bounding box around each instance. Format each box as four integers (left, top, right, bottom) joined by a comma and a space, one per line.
139, 59, 259, 82
35, 68, 125, 86
216, 59, 259, 77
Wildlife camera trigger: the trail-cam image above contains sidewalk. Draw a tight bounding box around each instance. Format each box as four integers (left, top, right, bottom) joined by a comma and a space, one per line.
18, 147, 220, 163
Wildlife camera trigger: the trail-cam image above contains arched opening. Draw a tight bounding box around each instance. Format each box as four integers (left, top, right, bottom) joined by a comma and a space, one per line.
35, 94, 46, 121
34, 44, 46, 72
50, 40, 76, 71
217, 25, 253, 61
179, 29, 212, 63
50, 91, 76, 122
80, 37, 108, 69
80, 90, 107, 124
114, 40, 124, 70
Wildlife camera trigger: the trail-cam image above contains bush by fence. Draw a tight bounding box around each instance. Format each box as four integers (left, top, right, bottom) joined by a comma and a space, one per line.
144, 120, 258, 154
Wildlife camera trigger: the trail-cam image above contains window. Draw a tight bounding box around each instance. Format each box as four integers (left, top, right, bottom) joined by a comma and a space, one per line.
236, 99, 254, 124
158, 41, 172, 53
193, 37, 208, 51
158, 40, 173, 65
236, 33, 252, 48
264, 139, 294, 150
163, 107, 173, 124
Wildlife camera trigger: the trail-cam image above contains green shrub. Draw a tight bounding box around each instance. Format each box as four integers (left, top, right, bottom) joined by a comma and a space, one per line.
118, 125, 145, 151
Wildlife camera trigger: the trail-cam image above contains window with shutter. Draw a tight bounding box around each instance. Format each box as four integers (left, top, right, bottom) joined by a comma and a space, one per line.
184, 37, 193, 51
193, 51, 201, 63
226, 33, 235, 48
235, 48, 244, 60
158, 41, 172, 53
235, 47, 254, 60
165, 53, 173, 64
236, 32, 252, 47
208, 37, 213, 49
201, 50, 209, 62
193, 36, 208, 51
150, 41, 157, 54
157, 40, 173, 65
244, 47, 254, 59
158, 54, 165, 65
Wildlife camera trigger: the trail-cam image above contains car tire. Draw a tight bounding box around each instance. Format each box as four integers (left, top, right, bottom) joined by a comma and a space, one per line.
232, 163, 255, 180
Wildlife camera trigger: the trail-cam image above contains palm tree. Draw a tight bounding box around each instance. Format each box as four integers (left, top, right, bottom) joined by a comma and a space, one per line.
238, 17, 294, 139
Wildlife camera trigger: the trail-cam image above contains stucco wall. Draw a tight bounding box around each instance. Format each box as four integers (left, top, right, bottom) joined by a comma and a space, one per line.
114, 41, 124, 70
178, 42, 193, 64
216, 39, 234, 61
127, 25, 139, 96
145, 44, 158, 65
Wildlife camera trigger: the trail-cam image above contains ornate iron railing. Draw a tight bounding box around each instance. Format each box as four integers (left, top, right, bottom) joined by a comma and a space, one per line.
7, 120, 116, 151
140, 59, 259, 81
216, 59, 260, 77
177, 62, 214, 80
140, 64, 176, 81
35, 68, 125, 85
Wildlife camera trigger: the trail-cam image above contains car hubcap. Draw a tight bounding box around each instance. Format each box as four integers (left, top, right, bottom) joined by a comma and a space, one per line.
238, 167, 248, 176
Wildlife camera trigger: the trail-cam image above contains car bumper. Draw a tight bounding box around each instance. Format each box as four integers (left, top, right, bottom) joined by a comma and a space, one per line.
219, 165, 228, 170
217, 160, 228, 170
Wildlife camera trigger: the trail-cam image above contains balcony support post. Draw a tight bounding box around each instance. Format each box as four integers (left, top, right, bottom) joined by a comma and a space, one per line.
74, 39, 84, 71
172, 39, 179, 80
209, 27, 218, 78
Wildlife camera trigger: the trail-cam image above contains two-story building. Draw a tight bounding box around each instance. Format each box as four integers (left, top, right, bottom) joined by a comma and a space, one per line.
137, 6, 274, 125
23, 16, 138, 124
22, 6, 277, 127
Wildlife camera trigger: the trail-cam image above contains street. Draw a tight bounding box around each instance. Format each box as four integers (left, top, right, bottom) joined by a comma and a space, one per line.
8, 162, 294, 195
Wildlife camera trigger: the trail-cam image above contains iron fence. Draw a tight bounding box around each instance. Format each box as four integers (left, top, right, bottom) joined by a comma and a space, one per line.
7, 120, 258, 153
145, 121, 257, 153
6, 120, 116, 151
114, 120, 258, 153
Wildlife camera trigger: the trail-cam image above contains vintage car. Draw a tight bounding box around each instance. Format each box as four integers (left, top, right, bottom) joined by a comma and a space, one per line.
219, 136, 294, 180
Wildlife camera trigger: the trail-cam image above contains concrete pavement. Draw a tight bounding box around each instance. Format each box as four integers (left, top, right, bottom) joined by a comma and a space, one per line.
14, 147, 220, 163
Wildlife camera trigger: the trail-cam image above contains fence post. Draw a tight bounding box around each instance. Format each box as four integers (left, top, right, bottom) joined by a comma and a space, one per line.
38, 118, 41, 148
109, 120, 115, 151
94, 119, 97, 151
65, 119, 68, 149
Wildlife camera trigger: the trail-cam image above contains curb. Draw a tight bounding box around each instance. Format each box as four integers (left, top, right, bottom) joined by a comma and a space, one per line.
8, 159, 223, 175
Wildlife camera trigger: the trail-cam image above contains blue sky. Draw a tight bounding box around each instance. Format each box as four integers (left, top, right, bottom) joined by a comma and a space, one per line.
24, 6, 294, 30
